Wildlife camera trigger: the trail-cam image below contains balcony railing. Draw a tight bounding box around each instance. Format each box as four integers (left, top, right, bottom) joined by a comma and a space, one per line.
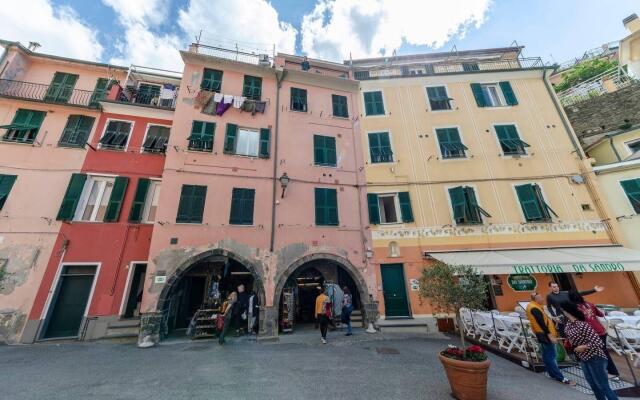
352, 57, 545, 80
190, 43, 273, 67
115, 86, 177, 110
557, 66, 635, 106
0, 79, 97, 108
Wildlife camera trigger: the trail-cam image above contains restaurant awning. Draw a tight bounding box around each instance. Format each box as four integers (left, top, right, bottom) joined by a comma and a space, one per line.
426, 246, 640, 275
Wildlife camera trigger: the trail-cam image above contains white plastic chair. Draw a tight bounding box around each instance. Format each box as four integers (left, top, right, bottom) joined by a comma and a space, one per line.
633, 310, 640, 317
474, 313, 497, 345
459, 308, 476, 337
508, 312, 520, 318
608, 310, 628, 317
606, 318, 625, 356
495, 318, 525, 353
490, 309, 500, 315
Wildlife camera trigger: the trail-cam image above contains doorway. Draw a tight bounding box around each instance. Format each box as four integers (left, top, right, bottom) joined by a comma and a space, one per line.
380, 264, 410, 318
42, 264, 98, 339
123, 263, 146, 319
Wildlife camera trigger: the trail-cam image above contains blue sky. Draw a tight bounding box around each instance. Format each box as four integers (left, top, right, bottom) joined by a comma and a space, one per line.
2, 0, 639, 70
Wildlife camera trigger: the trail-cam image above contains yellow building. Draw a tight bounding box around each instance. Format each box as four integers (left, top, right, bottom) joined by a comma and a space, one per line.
620, 13, 640, 79
350, 47, 640, 324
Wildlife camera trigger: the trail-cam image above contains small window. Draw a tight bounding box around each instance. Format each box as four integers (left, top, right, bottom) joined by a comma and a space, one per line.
59, 115, 95, 148
235, 128, 260, 157
378, 195, 399, 223
223, 124, 270, 158
1, 109, 46, 144
426, 86, 451, 111
332, 94, 348, 118
368, 132, 393, 163
291, 87, 307, 112
363, 91, 385, 116
314, 135, 337, 166
367, 192, 413, 224
176, 184, 207, 223
315, 188, 339, 226
143, 125, 170, 153
0, 174, 17, 210
495, 124, 530, 156
187, 121, 214, 152
471, 81, 518, 107
436, 128, 467, 159
44, 72, 78, 104
515, 183, 558, 222
99, 120, 132, 150
621, 178, 640, 214
242, 75, 262, 101
626, 139, 640, 154
229, 188, 255, 225
201, 68, 223, 92
136, 83, 162, 105
448, 186, 491, 225
75, 176, 116, 222
142, 181, 161, 223
462, 62, 480, 72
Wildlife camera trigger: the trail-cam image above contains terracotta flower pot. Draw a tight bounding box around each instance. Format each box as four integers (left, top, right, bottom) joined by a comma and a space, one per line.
438, 354, 491, 400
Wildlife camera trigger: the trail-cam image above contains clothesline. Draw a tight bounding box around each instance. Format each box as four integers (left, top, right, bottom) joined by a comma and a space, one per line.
194, 90, 267, 117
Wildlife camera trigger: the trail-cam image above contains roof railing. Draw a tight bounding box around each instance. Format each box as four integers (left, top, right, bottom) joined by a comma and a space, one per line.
557, 66, 635, 106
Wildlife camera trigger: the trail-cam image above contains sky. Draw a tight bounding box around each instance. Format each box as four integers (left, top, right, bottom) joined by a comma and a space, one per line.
0, 0, 638, 71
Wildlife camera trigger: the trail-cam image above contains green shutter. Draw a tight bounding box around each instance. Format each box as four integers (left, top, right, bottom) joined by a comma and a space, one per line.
367, 193, 380, 224
201, 68, 223, 92
470, 83, 486, 107
176, 185, 207, 223
0, 174, 17, 210
191, 185, 207, 223
398, 192, 414, 223
104, 176, 129, 222
128, 178, 151, 223
364, 91, 384, 116
314, 135, 336, 166
516, 184, 544, 221
621, 178, 640, 213
363, 92, 374, 116
230, 188, 255, 225
89, 78, 110, 108
45, 72, 78, 103
449, 186, 466, 223
224, 123, 238, 154
315, 188, 338, 226
291, 88, 307, 111
60, 115, 94, 147
259, 128, 270, 158
332, 94, 348, 118
533, 184, 557, 219
56, 173, 87, 221
463, 186, 483, 223
326, 136, 337, 166
499, 81, 518, 106
242, 75, 262, 100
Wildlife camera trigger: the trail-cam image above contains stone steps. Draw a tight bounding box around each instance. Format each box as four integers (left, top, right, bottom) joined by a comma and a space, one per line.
104, 318, 140, 338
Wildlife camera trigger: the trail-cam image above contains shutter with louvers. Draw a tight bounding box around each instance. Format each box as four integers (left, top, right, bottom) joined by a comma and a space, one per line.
332, 94, 348, 118
259, 128, 270, 158
104, 176, 129, 222
176, 185, 207, 223
470, 83, 486, 107
499, 81, 518, 106
224, 123, 238, 154
621, 179, 640, 213
367, 193, 380, 224
533, 184, 557, 219
0, 174, 17, 210
398, 192, 414, 223
463, 186, 480, 223
516, 184, 544, 221
201, 68, 223, 92
89, 78, 110, 108
315, 188, 338, 226
449, 186, 466, 223
191, 185, 207, 223
56, 173, 87, 221
128, 178, 151, 223
60, 115, 94, 147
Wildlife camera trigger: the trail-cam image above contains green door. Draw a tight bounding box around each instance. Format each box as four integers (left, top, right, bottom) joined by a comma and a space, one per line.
43, 265, 96, 339
380, 264, 410, 317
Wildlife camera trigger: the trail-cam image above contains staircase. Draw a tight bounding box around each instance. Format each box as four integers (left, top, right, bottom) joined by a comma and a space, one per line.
351, 310, 364, 327
104, 318, 140, 339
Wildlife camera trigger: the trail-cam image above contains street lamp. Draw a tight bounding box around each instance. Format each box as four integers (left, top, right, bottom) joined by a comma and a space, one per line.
279, 173, 290, 198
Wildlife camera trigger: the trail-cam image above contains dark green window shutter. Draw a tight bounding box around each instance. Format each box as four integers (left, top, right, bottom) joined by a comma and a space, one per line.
259, 128, 271, 158
363, 91, 384, 116
315, 188, 338, 226
229, 188, 255, 225
89, 78, 110, 108
463, 186, 482, 223
533, 184, 557, 219
499, 81, 518, 106
367, 193, 380, 224
104, 176, 129, 222
398, 192, 414, 223
470, 83, 486, 107
332, 94, 348, 118
436, 128, 467, 158
368, 132, 393, 163
176, 185, 207, 223
187, 121, 214, 152
56, 173, 87, 221
242, 75, 262, 100
201, 68, 223, 92
621, 178, 640, 213
3, 109, 47, 143
314, 135, 336, 166
291, 88, 308, 112
44, 72, 78, 103
516, 184, 544, 221
224, 123, 238, 154
426, 86, 451, 110
0, 174, 17, 211
59, 115, 95, 147
128, 178, 151, 223
449, 186, 466, 223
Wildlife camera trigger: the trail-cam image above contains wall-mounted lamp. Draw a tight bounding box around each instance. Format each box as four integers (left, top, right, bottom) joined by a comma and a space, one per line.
279, 173, 290, 198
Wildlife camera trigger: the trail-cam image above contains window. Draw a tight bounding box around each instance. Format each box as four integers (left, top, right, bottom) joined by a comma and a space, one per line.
242, 75, 262, 101
495, 124, 530, 156
201, 68, 223, 92
176, 184, 207, 223
223, 123, 270, 158
143, 125, 170, 153
291, 87, 307, 112
470, 81, 518, 107
363, 91, 385, 116
436, 127, 467, 159
188, 121, 214, 152
367, 192, 414, 224
229, 188, 255, 225
621, 178, 640, 213
462, 62, 480, 72
128, 178, 161, 223
44, 72, 78, 103
0, 174, 17, 210
99, 120, 132, 150
136, 83, 161, 105
515, 183, 558, 222
315, 188, 339, 226
59, 115, 95, 147
89, 78, 111, 108
426, 86, 451, 111
71, 175, 129, 222
1, 109, 46, 144
627, 139, 640, 154
368, 132, 393, 163
448, 186, 491, 224
314, 135, 337, 166
332, 94, 348, 118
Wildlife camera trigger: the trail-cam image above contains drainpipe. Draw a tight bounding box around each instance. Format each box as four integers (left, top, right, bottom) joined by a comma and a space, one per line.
609, 135, 623, 162
269, 70, 286, 252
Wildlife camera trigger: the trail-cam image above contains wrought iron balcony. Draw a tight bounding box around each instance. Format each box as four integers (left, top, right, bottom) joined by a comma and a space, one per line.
113, 86, 177, 110
0, 79, 98, 108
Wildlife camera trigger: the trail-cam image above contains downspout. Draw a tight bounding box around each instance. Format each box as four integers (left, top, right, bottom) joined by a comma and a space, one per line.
609, 136, 623, 162
269, 70, 286, 252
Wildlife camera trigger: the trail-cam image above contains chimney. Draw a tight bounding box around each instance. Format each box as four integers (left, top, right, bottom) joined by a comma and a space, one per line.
623, 14, 640, 34
27, 42, 41, 52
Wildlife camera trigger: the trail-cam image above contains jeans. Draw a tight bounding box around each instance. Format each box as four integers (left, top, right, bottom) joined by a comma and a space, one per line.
541, 342, 565, 381
581, 357, 619, 400
318, 315, 329, 339
599, 335, 620, 376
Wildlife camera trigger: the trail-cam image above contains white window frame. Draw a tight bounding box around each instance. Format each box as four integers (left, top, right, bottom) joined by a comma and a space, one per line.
433, 125, 468, 161
366, 129, 396, 165
424, 84, 454, 112
362, 89, 387, 118
618, 177, 640, 215
140, 123, 171, 154
625, 138, 640, 156
479, 83, 507, 107
73, 174, 117, 222
491, 122, 530, 158
377, 193, 402, 224
234, 127, 260, 157
141, 179, 161, 224
98, 118, 135, 152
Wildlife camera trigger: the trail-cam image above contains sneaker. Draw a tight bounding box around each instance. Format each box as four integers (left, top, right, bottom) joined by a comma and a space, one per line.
345, 333, 353, 336
609, 375, 621, 382
321, 338, 327, 344
561, 379, 576, 386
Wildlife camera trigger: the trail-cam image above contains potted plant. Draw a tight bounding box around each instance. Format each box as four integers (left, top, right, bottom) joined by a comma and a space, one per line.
419, 261, 490, 400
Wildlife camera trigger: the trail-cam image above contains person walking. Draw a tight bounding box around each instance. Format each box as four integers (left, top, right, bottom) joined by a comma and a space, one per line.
315, 286, 331, 344
342, 286, 354, 336
569, 290, 620, 381
562, 301, 619, 400
526, 292, 575, 386
218, 291, 237, 345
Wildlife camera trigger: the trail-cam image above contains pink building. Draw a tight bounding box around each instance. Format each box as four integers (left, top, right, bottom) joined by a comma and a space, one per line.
138, 46, 374, 344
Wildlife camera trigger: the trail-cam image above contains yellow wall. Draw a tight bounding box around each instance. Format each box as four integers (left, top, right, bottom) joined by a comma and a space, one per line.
588, 128, 640, 165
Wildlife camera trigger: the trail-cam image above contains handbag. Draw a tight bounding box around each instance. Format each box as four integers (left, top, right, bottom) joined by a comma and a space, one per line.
216, 315, 225, 331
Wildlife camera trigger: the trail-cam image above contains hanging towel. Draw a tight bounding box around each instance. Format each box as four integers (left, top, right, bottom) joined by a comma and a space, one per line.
216, 101, 232, 116
223, 94, 234, 104
160, 84, 176, 100
202, 98, 218, 115
253, 101, 267, 115
194, 90, 213, 109
233, 96, 245, 109
241, 100, 256, 113
213, 92, 224, 103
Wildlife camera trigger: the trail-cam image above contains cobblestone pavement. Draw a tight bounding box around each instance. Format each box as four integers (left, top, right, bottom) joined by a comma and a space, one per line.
0, 328, 592, 400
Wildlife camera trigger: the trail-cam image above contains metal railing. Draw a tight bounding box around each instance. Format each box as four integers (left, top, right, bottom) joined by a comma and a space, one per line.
352, 57, 545, 80
116, 89, 177, 109
190, 43, 273, 67
557, 66, 636, 106
0, 79, 97, 108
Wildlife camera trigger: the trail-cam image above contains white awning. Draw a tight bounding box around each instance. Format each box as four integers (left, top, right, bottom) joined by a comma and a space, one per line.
427, 246, 640, 275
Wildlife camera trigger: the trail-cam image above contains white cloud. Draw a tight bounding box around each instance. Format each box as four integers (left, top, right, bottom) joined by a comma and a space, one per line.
101, 0, 168, 26
301, 0, 492, 61
0, 0, 103, 61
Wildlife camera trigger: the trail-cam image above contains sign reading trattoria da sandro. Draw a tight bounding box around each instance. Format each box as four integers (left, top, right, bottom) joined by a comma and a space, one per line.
507, 274, 537, 291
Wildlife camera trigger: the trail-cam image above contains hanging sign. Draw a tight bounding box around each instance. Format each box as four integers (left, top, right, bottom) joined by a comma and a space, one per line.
409, 279, 420, 291
154, 275, 167, 284
507, 274, 537, 292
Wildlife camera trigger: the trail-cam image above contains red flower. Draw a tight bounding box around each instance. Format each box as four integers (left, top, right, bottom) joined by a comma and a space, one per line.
467, 345, 484, 353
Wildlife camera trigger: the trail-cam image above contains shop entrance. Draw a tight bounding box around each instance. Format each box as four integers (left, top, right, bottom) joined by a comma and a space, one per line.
552, 273, 577, 291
